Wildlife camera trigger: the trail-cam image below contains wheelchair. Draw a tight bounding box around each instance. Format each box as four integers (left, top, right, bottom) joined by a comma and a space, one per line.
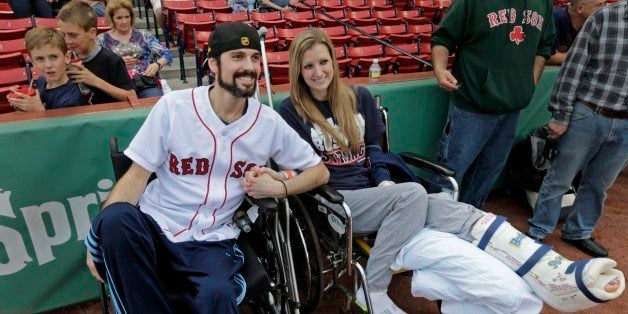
98, 137, 320, 313
284, 95, 460, 313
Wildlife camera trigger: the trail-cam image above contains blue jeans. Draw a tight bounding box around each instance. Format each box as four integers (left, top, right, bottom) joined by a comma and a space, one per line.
8, 0, 53, 18
137, 87, 163, 99
527, 102, 627, 240
437, 100, 521, 208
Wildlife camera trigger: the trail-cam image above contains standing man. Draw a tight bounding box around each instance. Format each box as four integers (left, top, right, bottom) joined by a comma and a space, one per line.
431, 0, 556, 208
527, 2, 627, 257
547, 0, 606, 65
84, 22, 329, 313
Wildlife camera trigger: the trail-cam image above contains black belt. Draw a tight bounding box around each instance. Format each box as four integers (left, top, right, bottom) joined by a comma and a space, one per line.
583, 101, 628, 119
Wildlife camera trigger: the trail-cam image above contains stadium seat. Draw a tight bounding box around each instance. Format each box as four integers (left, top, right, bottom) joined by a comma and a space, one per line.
345, 0, 371, 10
374, 9, 402, 25
346, 44, 391, 77
214, 11, 250, 23
346, 9, 377, 26
32, 18, 60, 28
347, 24, 386, 46
162, 0, 198, 47
275, 26, 310, 50
0, 18, 33, 30
316, 9, 349, 27
250, 11, 287, 29
368, 0, 393, 10
198, 0, 232, 14
0, 28, 28, 41
380, 23, 413, 44
386, 42, 427, 73
0, 2, 14, 19
320, 26, 352, 47
319, 0, 346, 11
283, 10, 318, 28
0, 52, 26, 70
0, 38, 27, 55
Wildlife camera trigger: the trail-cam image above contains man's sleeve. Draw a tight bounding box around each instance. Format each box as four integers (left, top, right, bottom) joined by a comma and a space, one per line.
548, 13, 600, 125
125, 97, 171, 172
537, 2, 557, 58
430, 0, 467, 53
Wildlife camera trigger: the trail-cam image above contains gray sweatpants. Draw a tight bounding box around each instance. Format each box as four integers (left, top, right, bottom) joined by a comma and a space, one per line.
325, 182, 485, 292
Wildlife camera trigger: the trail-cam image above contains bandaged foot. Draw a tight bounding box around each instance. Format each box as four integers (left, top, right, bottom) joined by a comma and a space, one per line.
355, 287, 406, 314
471, 214, 625, 312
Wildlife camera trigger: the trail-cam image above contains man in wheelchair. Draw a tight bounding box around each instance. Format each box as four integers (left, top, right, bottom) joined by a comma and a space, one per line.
274, 28, 625, 314
84, 22, 328, 313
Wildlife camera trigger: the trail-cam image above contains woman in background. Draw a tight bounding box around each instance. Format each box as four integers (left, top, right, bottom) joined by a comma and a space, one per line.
97, 0, 172, 98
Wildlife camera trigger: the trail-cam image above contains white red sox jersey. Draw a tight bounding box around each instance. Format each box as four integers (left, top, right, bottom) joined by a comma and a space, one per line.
125, 86, 321, 243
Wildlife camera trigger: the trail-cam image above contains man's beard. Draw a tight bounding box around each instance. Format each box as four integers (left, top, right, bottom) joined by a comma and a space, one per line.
217, 69, 258, 98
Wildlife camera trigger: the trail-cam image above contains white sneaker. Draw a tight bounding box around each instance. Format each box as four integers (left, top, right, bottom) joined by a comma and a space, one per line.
355, 288, 406, 314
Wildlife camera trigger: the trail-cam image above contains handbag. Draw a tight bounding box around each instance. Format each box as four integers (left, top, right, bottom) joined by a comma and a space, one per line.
133, 74, 158, 91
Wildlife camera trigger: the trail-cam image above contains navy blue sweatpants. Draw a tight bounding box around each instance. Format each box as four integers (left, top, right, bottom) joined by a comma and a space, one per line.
85, 202, 245, 314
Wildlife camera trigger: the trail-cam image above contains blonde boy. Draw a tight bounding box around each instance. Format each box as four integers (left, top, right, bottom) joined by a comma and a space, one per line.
7, 27, 84, 112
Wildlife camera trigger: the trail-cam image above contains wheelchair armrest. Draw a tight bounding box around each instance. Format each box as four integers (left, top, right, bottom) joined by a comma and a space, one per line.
309, 184, 344, 204
399, 152, 455, 177
245, 195, 278, 211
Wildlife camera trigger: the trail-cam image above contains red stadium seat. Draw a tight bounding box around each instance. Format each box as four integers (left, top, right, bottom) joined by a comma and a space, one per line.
0, 18, 33, 30
380, 24, 413, 44
316, 10, 349, 27
369, 0, 393, 10
283, 11, 318, 28
32, 18, 59, 28
292, 0, 319, 12
346, 44, 391, 77
198, 0, 232, 14
0, 38, 27, 55
214, 11, 250, 23
399, 9, 429, 25
347, 24, 386, 46
345, 0, 371, 11
346, 10, 377, 26
319, 0, 346, 11
250, 11, 287, 29
275, 26, 310, 50
0, 52, 26, 70
0, 28, 28, 41
374, 9, 402, 25
265, 51, 290, 85
0, 66, 38, 89
385, 42, 427, 73
0, 2, 14, 19
320, 26, 352, 47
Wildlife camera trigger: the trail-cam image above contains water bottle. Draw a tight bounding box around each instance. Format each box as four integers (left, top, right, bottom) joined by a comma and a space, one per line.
368, 58, 381, 83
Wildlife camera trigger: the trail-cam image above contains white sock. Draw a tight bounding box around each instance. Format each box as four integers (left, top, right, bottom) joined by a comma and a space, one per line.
471, 213, 625, 312
355, 288, 407, 314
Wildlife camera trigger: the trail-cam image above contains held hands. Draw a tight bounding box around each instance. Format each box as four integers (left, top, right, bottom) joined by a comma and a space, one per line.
67, 63, 99, 87
86, 250, 104, 283
548, 121, 568, 140
242, 166, 285, 199
7, 88, 45, 112
434, 68, 460, 92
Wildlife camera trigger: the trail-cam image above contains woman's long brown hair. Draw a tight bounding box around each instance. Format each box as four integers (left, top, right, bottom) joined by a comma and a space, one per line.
288, 28, 361, 153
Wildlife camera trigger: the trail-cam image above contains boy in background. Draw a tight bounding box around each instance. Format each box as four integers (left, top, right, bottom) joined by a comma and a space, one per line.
57, 0, 135, 105
7, 27, 84, 112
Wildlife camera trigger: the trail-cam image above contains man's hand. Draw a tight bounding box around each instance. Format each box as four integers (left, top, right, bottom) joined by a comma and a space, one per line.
67, 63, 100, 87
548, 121, 568, 139
7, 89, 45, 112
86, 250, 104, 283
434, 68, 460, 92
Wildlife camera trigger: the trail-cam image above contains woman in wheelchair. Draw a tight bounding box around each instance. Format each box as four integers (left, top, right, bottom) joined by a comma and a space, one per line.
271, 28, 624, 313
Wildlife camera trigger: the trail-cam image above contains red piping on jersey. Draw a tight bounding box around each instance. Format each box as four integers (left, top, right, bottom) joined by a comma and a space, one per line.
173, 88, 217, 237
209, 102, 263, 227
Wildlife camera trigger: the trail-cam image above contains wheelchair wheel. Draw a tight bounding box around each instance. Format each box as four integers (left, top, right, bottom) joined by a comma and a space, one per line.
287, 195, 324, 313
